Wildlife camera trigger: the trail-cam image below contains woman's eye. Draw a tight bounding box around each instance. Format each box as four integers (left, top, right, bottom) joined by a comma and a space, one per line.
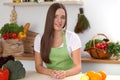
61, 16, 65, 19
54, 15, 58, 19
54, 15, 65, 20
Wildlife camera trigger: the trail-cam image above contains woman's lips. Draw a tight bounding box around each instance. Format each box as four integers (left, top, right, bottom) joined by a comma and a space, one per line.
55, 23, 62, 28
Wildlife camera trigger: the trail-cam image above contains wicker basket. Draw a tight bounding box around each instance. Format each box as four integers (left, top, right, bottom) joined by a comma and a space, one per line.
23, 30, 38, 54
84, 33, 111, 59
0, 40, 3, 56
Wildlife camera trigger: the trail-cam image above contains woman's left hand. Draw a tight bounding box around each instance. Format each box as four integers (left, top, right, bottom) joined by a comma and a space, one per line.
51, 70, 67, 79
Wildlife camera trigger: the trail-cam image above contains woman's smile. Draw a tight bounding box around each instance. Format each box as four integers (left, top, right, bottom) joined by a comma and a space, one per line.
55, 23, 62, 28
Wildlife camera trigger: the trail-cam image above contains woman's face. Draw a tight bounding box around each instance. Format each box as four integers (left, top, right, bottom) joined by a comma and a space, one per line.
54, 8, 66, 31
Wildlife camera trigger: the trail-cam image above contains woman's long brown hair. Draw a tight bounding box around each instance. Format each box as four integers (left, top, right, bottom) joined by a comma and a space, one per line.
40, 3, 67, 63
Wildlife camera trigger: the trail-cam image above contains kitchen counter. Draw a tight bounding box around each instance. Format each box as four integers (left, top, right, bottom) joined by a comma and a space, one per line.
20, 71, 120, 80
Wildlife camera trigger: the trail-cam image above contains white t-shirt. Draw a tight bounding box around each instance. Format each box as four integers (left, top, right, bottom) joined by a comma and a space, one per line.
34, 30, 82, 56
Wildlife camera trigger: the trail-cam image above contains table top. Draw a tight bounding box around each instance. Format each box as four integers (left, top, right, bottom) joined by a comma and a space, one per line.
20, 71, 120, 80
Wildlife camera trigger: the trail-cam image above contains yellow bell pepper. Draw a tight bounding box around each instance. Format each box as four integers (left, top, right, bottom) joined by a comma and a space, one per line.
18, 32, 26, 40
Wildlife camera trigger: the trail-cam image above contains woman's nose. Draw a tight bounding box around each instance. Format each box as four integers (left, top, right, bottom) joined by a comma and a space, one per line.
57, 17, 62, 23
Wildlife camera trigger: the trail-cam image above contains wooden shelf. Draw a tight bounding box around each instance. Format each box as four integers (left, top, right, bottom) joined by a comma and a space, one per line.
12, 53, 120, 64
82, 54, 120, 64
3, 1, 83, 6
14, 53, 34, 60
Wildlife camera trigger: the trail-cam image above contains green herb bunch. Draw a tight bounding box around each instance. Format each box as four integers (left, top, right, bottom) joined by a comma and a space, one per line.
74, 8, 90, 33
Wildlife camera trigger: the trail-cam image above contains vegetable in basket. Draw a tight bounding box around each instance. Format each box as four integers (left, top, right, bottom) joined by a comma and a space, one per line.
85, 39, 103, 49
0, 22, 30, 40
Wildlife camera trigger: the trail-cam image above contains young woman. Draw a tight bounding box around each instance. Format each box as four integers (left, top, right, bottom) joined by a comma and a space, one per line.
34, 3, 82, 79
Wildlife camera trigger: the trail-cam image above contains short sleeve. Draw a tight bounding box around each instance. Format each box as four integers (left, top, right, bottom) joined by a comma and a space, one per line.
70, 33, 82, 51
34, 34, 42, 53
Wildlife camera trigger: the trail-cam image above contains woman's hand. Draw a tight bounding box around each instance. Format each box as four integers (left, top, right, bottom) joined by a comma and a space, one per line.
51, 70, 66, 79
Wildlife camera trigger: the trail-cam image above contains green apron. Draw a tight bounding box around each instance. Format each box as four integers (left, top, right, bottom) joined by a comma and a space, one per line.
46, 31, 73, 70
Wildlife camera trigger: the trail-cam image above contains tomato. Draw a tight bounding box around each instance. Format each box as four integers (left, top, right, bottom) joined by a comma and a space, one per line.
11, 32, 18, 39
2, 32, 9, 40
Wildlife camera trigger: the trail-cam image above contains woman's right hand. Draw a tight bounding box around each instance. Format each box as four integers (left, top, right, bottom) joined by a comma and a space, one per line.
51, 70, 67, 79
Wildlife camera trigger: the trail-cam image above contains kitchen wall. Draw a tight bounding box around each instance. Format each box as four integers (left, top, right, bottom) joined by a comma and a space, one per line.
0, 0, 120, 75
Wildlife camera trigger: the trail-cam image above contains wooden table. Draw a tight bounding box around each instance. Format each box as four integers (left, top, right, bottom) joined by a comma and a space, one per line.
20, 71, 120, 80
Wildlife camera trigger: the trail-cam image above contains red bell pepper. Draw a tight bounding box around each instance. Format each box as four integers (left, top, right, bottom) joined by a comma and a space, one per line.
0, 66, 9, 80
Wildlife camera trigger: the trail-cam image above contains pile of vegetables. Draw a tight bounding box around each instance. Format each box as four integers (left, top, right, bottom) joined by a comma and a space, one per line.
85, 38, 120, 59
0, 55, 26, 80
80, 70, 107, 80
0, 22, 30, 40
85, 39, 109, 50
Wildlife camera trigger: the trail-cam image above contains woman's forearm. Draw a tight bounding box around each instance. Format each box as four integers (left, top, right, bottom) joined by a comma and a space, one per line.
36, 65, 53, 76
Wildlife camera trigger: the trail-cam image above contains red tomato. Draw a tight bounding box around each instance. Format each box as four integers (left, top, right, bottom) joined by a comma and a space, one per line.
11, 32, 17, 39
2, 32, 9, 40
